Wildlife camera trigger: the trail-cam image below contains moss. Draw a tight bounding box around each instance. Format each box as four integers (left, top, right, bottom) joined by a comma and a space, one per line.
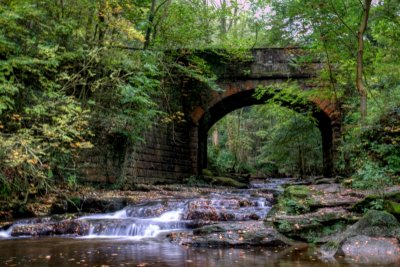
352, 193, 400, 219
201, 169, 213, 176
286, 221, 347, 243
204, 176, 247, 188
384, 200, 400, 218
284, 185, 310, 199
351, 195, 379, 212
276, 185, 313, 215
351, 210, 400, 238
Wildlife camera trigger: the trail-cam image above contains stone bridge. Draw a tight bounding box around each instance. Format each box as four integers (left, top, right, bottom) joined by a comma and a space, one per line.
81, 48, 341, 184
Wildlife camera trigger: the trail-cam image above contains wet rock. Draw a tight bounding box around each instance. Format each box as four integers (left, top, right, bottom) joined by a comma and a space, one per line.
171, 221, 294, 248
11, 220, 90, 237
125, 202, 170, 218
183, 198, 267, 221
340, 235, 400, 264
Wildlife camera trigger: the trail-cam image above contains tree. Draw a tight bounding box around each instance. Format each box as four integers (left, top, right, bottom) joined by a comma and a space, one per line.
356, 0, 372, 123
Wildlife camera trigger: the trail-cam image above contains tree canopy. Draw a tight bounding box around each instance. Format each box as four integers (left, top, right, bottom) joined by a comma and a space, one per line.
0, 0, 399, 200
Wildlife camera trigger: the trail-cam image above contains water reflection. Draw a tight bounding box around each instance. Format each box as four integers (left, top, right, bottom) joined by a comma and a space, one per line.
0, 237, 389, 267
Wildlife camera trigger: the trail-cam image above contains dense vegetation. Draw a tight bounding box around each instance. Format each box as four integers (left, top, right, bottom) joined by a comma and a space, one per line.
0, 0, 399, 202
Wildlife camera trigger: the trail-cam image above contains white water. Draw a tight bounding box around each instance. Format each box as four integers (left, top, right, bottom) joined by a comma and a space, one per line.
0, 179, 282, 240
82, 208, 185, 239
79, 209, 128, 220
151, 209, 183, 222
0, 227, 12, 238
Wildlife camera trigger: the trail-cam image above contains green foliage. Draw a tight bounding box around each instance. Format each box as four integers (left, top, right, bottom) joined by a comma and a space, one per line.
208, 102, 323, 177
352, 160, 393, 192
184, 175, 208, 187
281, 198, 310, 215
0, 0, 399, 201
276, 185, 314, 215
0, 0, 161, 199
0, 91, 92, 201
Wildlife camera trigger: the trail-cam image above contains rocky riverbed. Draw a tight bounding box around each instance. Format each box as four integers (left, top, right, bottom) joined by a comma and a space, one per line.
1, 177, 400, 265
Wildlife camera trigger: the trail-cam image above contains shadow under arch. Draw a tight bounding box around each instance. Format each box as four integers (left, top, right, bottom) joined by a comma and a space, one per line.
197, 89, 334, 177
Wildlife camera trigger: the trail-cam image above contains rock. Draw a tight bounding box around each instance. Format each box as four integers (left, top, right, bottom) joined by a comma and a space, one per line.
284, 185, 310, 199
268, 207, 359, 242
319, 210, 400, 258
270, 207, 359, 233
124, 201, 183, 218
384, 200, 400, 218
314, 178, 336, 185
203, 176, 248, 188
340, 235, 400, 264
183, 198, 266, 222
348, 210, 400, 238
308, 183, 364, 209
201, 169, 213, 176
11, 220, 90, 237
171, 221, 294, 247
352, 192, 400, 219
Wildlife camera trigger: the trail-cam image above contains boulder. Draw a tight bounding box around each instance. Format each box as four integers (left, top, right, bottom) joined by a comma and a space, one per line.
284, 185, 310, 199
320, 210, 400, 258
269, 207, 359, 233
352, 192, 400, 219
11, 220, 90, 237
349, 210, 400, 238
268, 207, 359, 242
171, 221, 294, 247
183, 198, 265, 221
340, 235, 400, 264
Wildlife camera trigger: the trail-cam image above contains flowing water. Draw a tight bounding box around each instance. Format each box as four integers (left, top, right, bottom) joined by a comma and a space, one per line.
0, 179, 391, 266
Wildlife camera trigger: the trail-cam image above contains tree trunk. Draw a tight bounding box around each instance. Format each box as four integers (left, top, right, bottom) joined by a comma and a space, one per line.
212, 127, 219, 146
356, 0, 372, 123
97, 0, 106, 46
220, 0, 227, 36
144, 0, 157, 49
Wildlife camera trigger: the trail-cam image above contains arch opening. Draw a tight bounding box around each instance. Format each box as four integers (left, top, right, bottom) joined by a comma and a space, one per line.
196, 89, 334, 177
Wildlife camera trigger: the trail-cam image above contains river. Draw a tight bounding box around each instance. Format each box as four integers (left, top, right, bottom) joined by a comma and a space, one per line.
0, 179, 390, 266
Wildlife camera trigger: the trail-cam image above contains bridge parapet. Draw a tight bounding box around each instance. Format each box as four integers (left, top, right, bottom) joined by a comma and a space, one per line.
200, 48, 320, 80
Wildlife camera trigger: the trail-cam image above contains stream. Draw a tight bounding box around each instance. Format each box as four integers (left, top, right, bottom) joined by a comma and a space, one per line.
0, 179, 386, 266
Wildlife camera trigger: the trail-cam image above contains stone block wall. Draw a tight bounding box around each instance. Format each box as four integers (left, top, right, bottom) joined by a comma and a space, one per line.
79, 122, 197, 184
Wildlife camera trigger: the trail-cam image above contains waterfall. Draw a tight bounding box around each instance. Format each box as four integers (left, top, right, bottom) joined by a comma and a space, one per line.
82, 208, 185, 239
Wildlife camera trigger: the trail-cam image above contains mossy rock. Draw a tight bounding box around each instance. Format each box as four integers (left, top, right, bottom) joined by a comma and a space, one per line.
276, 185, 313, 215
284, 185, 310, 199
351, 195, 378, 212
292, 221, 348, 243
319, 210, 400, 257
201, 169, 213, 176
352, 193, 400, 219
388, 192, 400, 202
384, 201, 400, 218
203, 176, 247, 188
350, 210, 400, 238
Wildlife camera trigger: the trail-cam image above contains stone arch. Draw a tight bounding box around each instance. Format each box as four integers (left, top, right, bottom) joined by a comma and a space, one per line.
190, 81, 339, 177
